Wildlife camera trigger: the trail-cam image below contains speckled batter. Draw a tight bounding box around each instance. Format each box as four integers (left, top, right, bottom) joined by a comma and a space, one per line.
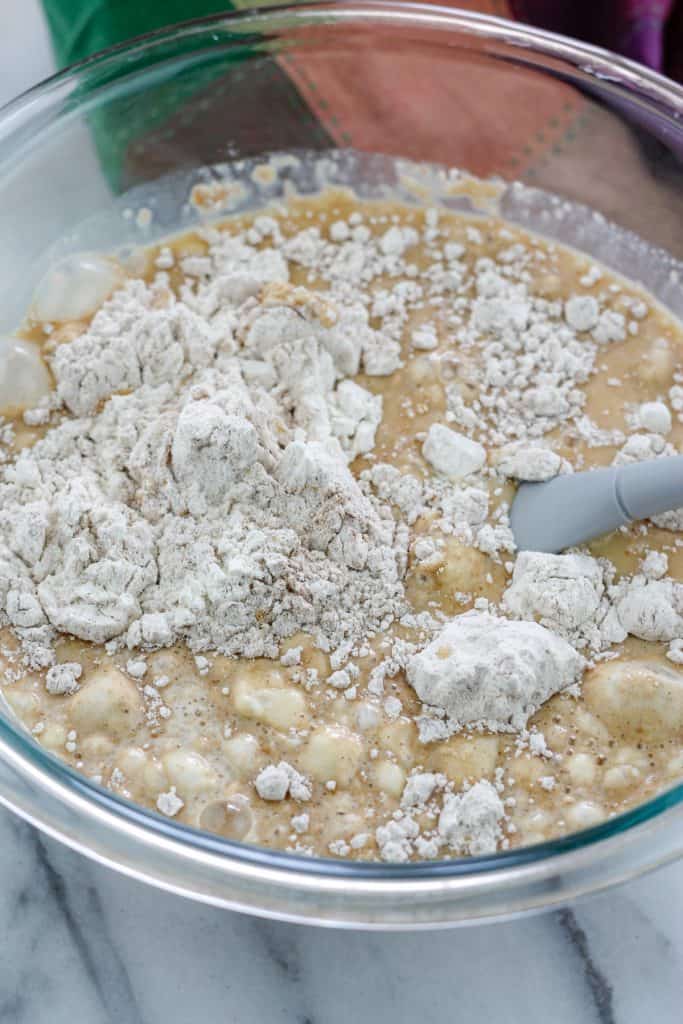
1, 187, 682, 861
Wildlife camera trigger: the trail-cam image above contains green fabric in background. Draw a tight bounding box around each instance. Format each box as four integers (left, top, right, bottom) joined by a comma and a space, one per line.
42, 0, 237, 67
41, 0, 243, 190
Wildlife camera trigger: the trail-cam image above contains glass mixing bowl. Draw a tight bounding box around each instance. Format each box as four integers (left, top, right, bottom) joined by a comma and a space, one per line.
0, 1, 682, 928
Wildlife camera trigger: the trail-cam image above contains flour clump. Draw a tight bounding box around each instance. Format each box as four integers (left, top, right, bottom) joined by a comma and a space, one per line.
255, 762, 312, 802
495, 442, 564, 482
406, 611, 584, 733
503, 552, 622, 652
438, 780, 504, 855
422, 423, 486, 480
45, 661, 82, 696
613, 576, 683, 642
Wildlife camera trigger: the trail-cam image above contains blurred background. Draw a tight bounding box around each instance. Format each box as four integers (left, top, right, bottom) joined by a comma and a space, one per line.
2, 0, 682, 113
0, 1, 54, 106
1, 3, 681, 320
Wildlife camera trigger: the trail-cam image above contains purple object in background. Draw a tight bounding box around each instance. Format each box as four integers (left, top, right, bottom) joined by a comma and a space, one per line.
513, 0, 677, 76
513, 0, 683, 157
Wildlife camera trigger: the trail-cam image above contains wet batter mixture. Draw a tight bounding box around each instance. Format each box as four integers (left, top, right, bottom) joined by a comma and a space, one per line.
1, 183, 682, 861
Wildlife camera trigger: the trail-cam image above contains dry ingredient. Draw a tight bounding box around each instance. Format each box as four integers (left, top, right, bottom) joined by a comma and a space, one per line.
406, 611, 584, 733
0, 178, 682, 863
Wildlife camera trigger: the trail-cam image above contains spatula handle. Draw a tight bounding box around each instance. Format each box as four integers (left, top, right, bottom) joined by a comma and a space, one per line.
510, 454, 683, 553
617, 454, 683, 521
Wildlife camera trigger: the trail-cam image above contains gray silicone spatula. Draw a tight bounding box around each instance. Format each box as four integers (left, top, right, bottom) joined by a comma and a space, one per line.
510, 454, 683, 553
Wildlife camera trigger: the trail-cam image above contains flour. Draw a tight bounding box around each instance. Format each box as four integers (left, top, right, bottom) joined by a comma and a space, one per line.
45, 661, 82, 696
375, 772, 504, 860
375, 812, 420, 862
495, 442, 564, 483
406, 611, 584, 733
404, 473, 515, 560
255, 761, 312, 802
431, 483, 489, 538
360, 463, 425, 524
641, 551, 668, 580
327, 669, 352, 690
528, 730, 552, 758
503, 552, 623, 652
156, 787, 184, 817
327, 380, 382, 458
650, 508, 683, 531
400, 771, 440, 808
291, 812, 310, 833
593, 310, 626, 345
5, 181, 678, 865
446, 267, 598, 444
51, 279, 224, 417
411, 324, 438, 350
612, 576, 683, 642
422, 423, 486, 479
564, 295, 599, 333
280, 646, 302, 667
438, 781, 505, 856
666, 638, 683, 664
637, 401, 672, 435
2, 265, 408, 660
613, 432, 675, 466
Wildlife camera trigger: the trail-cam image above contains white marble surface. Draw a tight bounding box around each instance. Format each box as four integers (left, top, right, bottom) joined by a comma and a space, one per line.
0, 6, 682, 1022
0, 804, 681, 1024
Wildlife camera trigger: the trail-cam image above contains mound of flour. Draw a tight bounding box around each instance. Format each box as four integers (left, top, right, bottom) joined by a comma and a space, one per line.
1, 259, 408, 663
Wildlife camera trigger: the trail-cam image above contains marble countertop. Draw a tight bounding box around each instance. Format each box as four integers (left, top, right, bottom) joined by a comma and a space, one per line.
0, 805, 681, 1024
1, 7, 681, 1022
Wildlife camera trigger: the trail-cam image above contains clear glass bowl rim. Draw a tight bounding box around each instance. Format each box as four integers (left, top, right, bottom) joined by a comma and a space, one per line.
0, 0, 682, 924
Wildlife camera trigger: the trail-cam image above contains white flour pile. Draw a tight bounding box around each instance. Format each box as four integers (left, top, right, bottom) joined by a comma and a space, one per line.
1, 265, 410, 666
